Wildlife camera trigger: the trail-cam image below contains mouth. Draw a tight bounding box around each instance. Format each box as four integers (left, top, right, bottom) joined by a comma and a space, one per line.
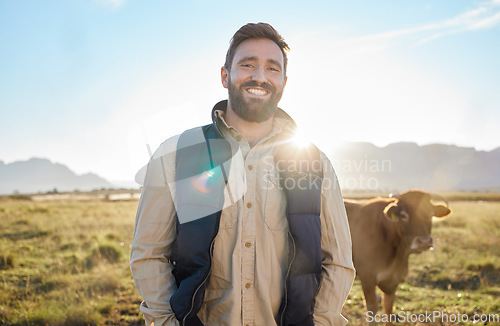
410, 243, 433, 254
245, 87, 270, 97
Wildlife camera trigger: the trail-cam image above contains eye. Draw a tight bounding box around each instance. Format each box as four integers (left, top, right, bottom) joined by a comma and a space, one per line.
269, 66, 281, 72
241, 63, 253, 68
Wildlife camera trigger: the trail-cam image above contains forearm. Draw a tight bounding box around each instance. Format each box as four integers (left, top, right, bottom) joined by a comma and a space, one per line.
313, 263, 356, 325
130, 151, 179, 325
131, 256, 179, 326
313, 153, 356, 325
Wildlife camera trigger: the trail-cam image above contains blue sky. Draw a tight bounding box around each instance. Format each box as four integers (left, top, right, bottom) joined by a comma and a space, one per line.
1, 0, 499, 182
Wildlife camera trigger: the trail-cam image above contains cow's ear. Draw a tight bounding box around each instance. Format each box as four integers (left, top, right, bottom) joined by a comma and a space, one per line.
383, 201, 410, 223
432, 204, 451, 218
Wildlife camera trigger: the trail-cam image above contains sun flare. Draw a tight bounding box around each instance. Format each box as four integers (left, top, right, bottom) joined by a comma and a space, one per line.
291, 128, 312, 148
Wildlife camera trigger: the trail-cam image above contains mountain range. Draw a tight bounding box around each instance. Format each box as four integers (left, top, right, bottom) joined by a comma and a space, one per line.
0, 158, 113, 195
1, 142, 499, 195
330, 142, 500, 192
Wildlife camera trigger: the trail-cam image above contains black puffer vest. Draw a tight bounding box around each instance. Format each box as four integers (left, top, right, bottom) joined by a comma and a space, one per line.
170, 101, 323, 326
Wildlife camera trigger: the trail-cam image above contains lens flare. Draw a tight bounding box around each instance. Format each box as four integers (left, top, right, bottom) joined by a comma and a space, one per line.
191, 169, 219, 194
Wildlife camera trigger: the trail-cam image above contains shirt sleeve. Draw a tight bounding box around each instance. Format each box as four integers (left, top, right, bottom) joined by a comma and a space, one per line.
130, 149, 180, 326
313, 153, 356, 326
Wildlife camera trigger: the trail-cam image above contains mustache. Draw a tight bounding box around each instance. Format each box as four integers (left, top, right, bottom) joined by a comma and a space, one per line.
240, 80, 275, 93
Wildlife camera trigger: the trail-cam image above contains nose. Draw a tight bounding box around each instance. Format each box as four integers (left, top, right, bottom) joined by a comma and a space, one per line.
252, 66, 267, 83
416, 236, 433, 248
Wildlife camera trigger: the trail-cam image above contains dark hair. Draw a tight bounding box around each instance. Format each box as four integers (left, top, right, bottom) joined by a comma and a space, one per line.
224, 22, 290, 75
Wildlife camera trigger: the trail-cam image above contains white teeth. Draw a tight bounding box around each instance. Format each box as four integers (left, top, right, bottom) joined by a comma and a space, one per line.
247, 88, 267, 96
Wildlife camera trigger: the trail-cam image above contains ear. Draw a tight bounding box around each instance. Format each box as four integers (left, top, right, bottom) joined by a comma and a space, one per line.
383, 201, 410, 223
221, 66, 229, 89
432, 204, 451, 218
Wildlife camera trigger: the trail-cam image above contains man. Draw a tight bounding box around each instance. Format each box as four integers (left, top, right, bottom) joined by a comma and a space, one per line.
130, 22, 355, 326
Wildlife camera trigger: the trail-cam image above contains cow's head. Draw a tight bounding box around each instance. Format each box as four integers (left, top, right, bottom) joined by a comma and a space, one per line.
383, 190, 451, 253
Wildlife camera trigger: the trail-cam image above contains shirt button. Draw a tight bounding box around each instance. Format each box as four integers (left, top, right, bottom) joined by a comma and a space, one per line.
248, 165, 253, 171
236, 135, 242, 141
245, 283, 251, 289
247, 202, 252, 208
245, 242, 251, 248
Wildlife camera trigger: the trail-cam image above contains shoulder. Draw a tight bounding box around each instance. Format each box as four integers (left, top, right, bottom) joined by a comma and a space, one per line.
153, 124, 215, 162
138, 124, 213, 185
135, 134, 180, 187
152, 134, 181, 162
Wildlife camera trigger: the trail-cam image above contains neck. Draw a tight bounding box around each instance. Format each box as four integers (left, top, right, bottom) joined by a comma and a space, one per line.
224, 103, 274, 148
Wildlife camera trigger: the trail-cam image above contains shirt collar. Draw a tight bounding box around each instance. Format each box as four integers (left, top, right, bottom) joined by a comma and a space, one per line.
211, 100, 297, 139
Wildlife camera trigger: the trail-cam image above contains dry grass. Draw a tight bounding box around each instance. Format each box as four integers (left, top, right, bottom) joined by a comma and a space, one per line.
1, 195, 499, 325
0, 198, 143, 326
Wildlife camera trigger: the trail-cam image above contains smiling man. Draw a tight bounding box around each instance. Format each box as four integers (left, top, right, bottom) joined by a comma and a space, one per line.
224, 37, 286, 123
130, 23, 355, 326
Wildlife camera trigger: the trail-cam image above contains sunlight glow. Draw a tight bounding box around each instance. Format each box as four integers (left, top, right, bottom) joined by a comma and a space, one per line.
291, 128, 312, 149
282, 33, 467, 153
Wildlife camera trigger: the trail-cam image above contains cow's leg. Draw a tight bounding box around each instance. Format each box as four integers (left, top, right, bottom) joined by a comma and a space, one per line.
382, 292, 395, 315
361, 281, 378, 315
382, 292, 396, 326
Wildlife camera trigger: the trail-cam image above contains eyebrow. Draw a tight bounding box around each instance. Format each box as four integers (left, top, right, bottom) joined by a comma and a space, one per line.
237, 56, 283, 68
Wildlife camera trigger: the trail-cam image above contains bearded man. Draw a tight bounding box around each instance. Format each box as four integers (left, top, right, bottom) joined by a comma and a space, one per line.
130, 22, 355, 326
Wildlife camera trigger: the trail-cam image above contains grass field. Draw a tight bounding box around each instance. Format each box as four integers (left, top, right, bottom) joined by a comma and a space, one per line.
1, 195, 499, 325
0, 198, 142, 326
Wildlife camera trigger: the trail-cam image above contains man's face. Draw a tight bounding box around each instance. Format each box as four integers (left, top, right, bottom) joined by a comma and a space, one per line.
222, 38, 287, 123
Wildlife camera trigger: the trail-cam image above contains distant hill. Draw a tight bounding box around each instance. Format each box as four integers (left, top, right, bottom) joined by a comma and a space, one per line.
330, 142, 500, 192
0, 158, 113, 195
2, 143, 499, 195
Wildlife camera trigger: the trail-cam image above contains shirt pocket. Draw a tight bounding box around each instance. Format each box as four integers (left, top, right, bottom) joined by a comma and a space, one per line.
263, 173, 288, 230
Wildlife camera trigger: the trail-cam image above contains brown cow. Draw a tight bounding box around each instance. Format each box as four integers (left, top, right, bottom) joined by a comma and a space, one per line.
344, 190, 451, 318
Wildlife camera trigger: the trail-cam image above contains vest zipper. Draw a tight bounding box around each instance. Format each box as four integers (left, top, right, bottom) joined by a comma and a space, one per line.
182, 238, 216, 326
280, 231, 296, 326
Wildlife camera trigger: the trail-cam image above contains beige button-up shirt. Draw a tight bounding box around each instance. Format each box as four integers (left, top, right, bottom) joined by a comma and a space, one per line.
130, 108, 355, 326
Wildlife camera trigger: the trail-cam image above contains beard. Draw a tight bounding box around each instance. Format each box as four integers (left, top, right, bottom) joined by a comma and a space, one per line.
227, 77, 283, 123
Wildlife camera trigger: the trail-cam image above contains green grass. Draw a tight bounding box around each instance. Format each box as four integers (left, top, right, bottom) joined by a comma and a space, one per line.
1, 197, 499, 325
0, 199, 143, 326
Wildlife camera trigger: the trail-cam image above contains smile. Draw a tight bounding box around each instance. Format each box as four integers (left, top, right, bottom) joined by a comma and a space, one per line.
246, 87, 270, 96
